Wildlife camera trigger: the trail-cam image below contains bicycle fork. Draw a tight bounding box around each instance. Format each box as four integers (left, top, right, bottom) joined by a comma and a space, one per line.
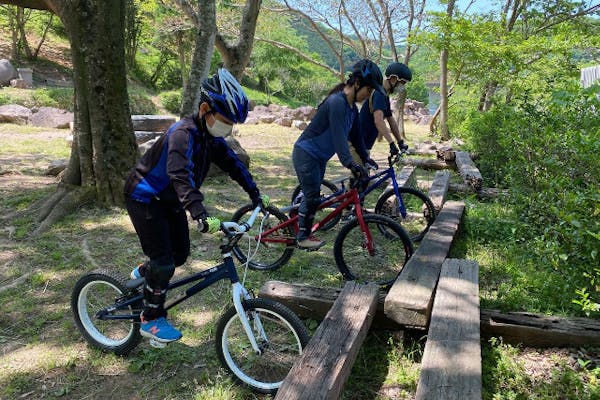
231, 282, 266, 355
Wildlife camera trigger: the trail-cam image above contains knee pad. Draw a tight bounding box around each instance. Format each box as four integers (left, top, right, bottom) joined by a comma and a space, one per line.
145, 259, 175, 290
304, 195, 321, 217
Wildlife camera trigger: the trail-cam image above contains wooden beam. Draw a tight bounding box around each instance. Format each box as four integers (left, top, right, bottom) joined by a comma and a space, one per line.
259, 280, 405, 329
448, 183, 508, 200
384, 201, 465, 327
428, 170, 451, 212
274, 282, 379, 400
455, 151, 483, 191
400, 157, 455, 170
416, 259, 481, 400
481, 310, 600, 348
260, 282, 600, 348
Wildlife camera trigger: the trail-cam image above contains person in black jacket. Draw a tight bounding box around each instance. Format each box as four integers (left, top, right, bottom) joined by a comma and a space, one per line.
124, 69, 264, 345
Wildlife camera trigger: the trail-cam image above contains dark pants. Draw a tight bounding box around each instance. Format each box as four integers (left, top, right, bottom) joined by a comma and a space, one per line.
292, 146, 326, 240
126, 197, 190, 319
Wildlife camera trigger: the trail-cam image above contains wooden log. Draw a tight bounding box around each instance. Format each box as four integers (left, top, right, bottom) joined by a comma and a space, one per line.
416, 259, 481, 400
455, 151, 483, 191
260, 282, 600, 348
259, 281, 405, 330
428, 170, 451, 212
448, 183, 508, 199
384, 201, 465, 327
383, 165, 416, 195
480, 310, 600, 348
399, 157, 455, 170
274, 282, 379, 400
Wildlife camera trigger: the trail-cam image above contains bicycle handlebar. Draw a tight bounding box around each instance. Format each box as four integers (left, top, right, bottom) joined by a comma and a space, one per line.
219, 205, 262, 235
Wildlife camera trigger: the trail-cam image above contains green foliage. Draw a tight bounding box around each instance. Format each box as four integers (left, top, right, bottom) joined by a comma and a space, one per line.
463, 84, 600, 317
158, 89, 182, 114
0, 87, 74, 110
129, 92, 157, 115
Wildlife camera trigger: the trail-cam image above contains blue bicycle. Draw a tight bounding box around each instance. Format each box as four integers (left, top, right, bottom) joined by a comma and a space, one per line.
71, 206, 310, 394
291, 152, 436, 242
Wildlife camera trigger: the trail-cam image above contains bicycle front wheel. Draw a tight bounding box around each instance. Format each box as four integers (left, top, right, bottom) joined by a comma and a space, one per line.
71, 269, 142, 355
375, 187, 436, 242
215, 298, 310, 394
231, 204, 295, 271
290, 179, 341, 231
334, 214, 413, 290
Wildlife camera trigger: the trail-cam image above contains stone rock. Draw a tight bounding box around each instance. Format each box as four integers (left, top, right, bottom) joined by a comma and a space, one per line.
138, 137, 159, 156
10, 79, 30, 89
258, 114, 276, 124
244, 117, 259, 125
135, 131, 162, 144
0, 59, 17, 86
46, 159, 68, 176
30, 107, 73, 128
275, 117, 293, 127
292, 120, 307, 130
0, 104, 31, 124
131, 115, 176, 132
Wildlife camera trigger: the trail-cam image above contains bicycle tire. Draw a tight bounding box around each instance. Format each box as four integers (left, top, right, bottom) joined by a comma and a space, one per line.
215, 298, 310, 394
231, 204, 295, 271
290, 179, 342, 231
334, 214, 414, 290
71, 269, 142, 355
374, 186, 436, 242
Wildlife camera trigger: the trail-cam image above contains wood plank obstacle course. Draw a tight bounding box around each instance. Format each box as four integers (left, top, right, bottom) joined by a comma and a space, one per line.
258, 151, 600, 399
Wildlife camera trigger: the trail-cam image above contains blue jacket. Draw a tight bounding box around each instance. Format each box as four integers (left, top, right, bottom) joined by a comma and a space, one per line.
124, 114, 258, 220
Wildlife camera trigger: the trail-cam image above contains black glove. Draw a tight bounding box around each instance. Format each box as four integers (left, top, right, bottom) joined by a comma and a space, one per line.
349, 162, 368, 180
389, 142, 399, 156
399, 140, 409, 152
364, 158, 378, 171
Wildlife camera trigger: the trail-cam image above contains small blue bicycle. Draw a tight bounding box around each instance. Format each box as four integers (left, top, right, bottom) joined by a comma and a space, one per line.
290, 152, 436, 242
71, 205, 310, 394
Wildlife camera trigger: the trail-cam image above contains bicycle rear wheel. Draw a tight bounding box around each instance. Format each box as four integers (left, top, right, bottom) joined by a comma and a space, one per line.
231, 204, 295, 271
71, 269, 142, 355
375, 187, 436, 242
215, 298, 310, 394
334, 214, 413, 290
290, 179, 341, 231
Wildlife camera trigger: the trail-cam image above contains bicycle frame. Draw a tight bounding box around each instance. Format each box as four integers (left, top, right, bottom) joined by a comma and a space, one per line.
260, 187, 377, 254
95, 208, 267, 354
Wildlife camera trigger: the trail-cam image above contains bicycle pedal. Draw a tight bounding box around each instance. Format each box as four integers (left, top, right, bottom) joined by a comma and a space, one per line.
148, 338, 168, 349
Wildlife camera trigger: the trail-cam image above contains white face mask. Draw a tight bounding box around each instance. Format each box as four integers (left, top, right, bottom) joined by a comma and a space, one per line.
206, 117, 233, 138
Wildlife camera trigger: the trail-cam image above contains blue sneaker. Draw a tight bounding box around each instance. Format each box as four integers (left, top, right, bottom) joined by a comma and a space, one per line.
140, 317, 182, 344
130, 263, 146, 279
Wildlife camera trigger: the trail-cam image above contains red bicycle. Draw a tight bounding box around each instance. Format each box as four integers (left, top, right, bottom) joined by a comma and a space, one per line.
231, 181, 413, 290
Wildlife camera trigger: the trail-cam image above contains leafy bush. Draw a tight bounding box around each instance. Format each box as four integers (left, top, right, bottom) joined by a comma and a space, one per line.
464, 85, 600, 316
158, 90, 181, 114
129, 92, 157, 115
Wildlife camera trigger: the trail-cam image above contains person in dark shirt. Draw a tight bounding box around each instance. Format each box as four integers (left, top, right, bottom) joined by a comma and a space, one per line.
355, 62, 413, 164
124, 69, 265, 344
292, 59, 383, 249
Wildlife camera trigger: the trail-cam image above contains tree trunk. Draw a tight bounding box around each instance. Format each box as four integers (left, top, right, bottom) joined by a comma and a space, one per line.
393, 85, 408, 138
439, 48, 450, 140
181, 0, 216, 116
2, 0, 138, 235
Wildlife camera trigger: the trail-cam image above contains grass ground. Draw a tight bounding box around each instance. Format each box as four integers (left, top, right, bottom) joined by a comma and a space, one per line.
0, 121, 598, 400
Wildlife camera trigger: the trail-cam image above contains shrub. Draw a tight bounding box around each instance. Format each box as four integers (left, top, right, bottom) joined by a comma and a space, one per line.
158, 90, 182, 115
129, 92, 157, 115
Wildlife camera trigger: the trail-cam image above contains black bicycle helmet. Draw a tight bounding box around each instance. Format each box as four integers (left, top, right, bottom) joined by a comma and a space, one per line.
351, 59, 385, 94
385, 62, 412, 82
200, 68, 249, 123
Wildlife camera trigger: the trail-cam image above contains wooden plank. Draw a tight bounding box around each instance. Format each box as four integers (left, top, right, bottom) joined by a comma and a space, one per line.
399, 157, 455, 170
384, 201, 465, 327
416, 259, 481, 400
448, 183, 508, 199
455, 151, 483, 191
274, 282, 379, 400
428, 170, 451, 212
481, 310, 600, 348
259, 281, 405, 329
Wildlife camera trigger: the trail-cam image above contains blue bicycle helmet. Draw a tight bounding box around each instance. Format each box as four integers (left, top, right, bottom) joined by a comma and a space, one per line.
200, 68, 249, 123
351, 59, 385, 94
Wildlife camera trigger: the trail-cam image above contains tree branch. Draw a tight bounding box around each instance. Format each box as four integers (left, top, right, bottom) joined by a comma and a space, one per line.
0, 0, 52, 11
534, 3, 600, 34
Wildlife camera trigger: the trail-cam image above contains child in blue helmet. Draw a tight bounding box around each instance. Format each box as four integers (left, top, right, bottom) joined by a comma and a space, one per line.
124, 69, 265, 344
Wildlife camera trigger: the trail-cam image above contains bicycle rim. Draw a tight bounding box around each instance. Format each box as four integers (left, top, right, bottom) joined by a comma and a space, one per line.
217, 300, 307, 394
375, 187, 435, 242
75, 277, 139, 350
334, 214, 413, 289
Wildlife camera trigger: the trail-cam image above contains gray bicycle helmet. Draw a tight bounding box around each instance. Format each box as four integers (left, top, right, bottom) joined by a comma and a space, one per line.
351, 59, 385, 94
200, 68, 249, 123
385, 62, 412, 82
